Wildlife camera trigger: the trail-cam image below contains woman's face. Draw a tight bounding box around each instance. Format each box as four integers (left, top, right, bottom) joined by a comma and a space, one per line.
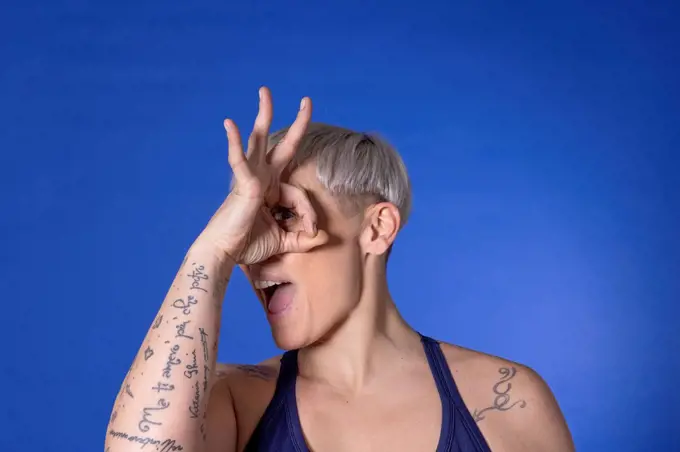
246, 162, 369, 350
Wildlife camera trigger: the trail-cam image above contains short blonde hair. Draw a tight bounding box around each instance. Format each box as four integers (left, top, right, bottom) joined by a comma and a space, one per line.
269, 122, 412, 229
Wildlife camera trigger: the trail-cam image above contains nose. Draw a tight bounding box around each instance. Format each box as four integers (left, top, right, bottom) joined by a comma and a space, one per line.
251, 254, 284, 275
248, 253, 286, 281
247, 260, 270, 276
258, 253, 284, 267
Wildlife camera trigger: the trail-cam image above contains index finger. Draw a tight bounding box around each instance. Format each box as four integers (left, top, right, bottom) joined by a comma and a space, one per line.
268, 97, 312, 173
246, 87, 274, 163
224, 119, 254, 182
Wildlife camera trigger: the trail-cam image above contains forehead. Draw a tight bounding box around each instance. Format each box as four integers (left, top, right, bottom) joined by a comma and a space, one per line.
283, 163, 333, 210
283, 162, 320, 191
282, 162, 361, 224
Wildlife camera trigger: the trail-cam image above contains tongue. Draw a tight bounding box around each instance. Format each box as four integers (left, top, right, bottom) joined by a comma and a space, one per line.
268, 284, 295, 314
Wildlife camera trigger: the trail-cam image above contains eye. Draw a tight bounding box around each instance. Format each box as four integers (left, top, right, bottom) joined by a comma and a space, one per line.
271, 205, 296, 222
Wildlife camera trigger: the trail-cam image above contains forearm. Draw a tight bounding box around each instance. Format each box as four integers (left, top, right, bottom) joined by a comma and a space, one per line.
106, 244, 233, 452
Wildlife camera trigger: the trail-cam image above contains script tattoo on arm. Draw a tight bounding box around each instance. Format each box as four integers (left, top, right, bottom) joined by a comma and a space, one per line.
138, 398, 170, 432
108, 253, 231, 452
152, 382, 175, 393
175, 320, 194, 340
188, 263, 209, 292
199, 328, 209, 361
184, 350, 199, 379
162, 345, 182, 379
109, 429, 183, 452
199, 328, 211, 397
189, 381, 201, 419
472, 367, 527, 423
152, 314, 164, 329
172, 296, 197, 315
236, 365, 277, 381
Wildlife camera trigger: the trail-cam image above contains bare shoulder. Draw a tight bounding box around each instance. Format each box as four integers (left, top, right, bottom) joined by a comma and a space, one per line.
211, 356, 282, 450
213, 355, 282, 414
439, 342, 574, 452
215, 355, 282, 383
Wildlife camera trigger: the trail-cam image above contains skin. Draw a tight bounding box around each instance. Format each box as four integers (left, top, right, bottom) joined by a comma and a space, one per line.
106, 88, 574, 452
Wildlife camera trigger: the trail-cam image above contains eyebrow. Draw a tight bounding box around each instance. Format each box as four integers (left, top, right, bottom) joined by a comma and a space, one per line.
287, 180, 315, 195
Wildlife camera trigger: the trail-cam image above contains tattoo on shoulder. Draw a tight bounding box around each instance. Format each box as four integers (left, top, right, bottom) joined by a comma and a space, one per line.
472, 366, 527, 423
236, 364, 277, 381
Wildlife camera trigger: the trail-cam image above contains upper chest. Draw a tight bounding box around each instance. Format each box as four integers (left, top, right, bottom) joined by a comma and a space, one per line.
227, 345, 521, 452
294, 373, 444, 452
231, 367, 447, 452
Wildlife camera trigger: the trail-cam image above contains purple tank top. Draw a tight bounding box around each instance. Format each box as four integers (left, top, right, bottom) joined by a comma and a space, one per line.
244, 335, 491, 451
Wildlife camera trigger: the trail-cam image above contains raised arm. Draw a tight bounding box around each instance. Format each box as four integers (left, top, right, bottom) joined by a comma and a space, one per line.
105, 246, 233, 452
105, 87, 327, 452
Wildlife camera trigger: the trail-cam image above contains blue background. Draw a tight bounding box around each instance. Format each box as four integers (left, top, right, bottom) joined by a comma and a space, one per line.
2, 1, 678, 451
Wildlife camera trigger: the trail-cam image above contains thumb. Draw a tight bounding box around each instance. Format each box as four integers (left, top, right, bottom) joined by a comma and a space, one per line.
279, 229, 329, 254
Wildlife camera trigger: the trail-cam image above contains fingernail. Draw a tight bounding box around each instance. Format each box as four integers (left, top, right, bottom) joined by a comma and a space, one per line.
299, 98, 306, 111
258, 88, 262, 100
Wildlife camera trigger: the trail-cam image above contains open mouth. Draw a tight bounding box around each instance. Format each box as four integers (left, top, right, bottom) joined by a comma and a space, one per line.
254, 280, 292, 309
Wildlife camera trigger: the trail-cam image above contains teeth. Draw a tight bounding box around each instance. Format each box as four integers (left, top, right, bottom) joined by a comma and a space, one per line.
254, 280, 288, 289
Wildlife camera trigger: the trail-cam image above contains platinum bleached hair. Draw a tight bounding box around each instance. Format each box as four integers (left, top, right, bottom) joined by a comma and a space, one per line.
269, 122, 412, 238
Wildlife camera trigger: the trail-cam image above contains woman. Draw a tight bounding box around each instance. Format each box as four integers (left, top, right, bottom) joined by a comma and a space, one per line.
106, 87, 574, 451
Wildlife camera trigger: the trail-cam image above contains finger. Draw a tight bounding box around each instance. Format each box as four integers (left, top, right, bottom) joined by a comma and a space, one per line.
261, 205, 278, 228
269, 97, 312, 173
224, 119, 254, 181
279, 229, 329, 254
278, 182, 317, 234
264, 179, 280, 207
246, 87, 273, 163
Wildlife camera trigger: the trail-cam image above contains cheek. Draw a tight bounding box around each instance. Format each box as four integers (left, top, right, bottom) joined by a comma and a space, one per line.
299, 237, 363, 308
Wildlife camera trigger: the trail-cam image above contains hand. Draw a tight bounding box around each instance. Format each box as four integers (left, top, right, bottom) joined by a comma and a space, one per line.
195, 87, 328, 265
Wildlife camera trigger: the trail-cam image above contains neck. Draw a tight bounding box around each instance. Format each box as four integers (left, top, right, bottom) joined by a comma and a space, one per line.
297, 260, 422, 392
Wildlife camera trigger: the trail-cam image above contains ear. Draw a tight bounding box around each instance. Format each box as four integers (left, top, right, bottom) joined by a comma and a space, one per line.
359, 202, 401, 256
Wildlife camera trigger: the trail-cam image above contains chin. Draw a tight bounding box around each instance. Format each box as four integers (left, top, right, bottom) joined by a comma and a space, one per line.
267, 305, 328, 351
268, 308, 351, 351
269, 324, 310, 351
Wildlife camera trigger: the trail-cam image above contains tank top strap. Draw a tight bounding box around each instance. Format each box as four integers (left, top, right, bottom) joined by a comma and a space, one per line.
243, 350, 305, 451
420, 335, 457, 400
276, 349, 308, 451
274, 349, 299, 396
420, 334, 456, 450
419, 334, 492, 452
255, 350, 299, 424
